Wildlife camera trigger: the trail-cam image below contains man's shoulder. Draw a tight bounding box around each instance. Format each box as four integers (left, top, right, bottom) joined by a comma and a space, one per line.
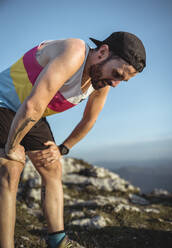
48, 38, 86, 53
64, 38, 86, 46
61, 38, 86, 56
37, 38, 86, 67
53, 38, 87, 65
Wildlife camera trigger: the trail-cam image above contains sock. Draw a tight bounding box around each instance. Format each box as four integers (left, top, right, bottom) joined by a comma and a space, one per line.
48, 230, 66, 248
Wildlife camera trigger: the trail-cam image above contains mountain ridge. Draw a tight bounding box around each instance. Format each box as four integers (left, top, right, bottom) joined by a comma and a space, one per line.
15, 157, 172, 247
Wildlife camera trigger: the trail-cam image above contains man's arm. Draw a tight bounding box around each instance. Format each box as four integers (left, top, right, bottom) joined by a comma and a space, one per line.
30, 84, 110, 166
62, 86, 110, 149
5, 39, 86, 161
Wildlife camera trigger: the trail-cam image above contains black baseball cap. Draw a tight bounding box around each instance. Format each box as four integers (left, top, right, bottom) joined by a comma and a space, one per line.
89, 31, 146, 72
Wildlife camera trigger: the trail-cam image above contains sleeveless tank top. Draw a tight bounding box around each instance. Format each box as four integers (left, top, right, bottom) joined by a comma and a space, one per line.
0, 41, 94, 117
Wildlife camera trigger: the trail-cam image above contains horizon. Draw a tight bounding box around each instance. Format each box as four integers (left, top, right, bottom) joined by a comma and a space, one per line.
69, 137, 172, 166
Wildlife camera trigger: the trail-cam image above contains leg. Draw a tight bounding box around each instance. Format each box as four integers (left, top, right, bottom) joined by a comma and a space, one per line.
28, 151, 64, 233
0, 149, 24, 248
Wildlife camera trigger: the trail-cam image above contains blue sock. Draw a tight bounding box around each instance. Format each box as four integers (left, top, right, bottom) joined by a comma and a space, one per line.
48, 231, 66, 248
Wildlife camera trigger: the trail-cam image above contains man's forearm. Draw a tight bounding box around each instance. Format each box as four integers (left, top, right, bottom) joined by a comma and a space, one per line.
62, 118, 95, 149
5, 102, 43, 153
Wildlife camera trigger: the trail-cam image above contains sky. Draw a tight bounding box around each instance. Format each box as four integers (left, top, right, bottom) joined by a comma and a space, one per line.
0, 0, 172, 167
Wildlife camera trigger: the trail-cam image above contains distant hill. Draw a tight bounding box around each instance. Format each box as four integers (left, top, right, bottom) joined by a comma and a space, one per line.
114, 164, 172, 193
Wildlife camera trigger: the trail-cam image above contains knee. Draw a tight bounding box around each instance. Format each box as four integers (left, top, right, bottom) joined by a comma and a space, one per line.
0, 158, 23, 191
35, 160, 63, 183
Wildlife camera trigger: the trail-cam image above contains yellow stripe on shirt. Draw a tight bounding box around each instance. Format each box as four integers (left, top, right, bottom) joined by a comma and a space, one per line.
10, 56, 33, 104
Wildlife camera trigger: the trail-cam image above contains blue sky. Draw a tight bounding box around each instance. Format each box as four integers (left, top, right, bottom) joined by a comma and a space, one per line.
0, 0, 172, 166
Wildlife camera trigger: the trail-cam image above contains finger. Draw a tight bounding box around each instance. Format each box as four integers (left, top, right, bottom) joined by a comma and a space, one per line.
36, 147, 60, 157
40, 152, 61, 162
37, 157, 55, 163
38, 150, 51, 156
44, 158, 59, 167
44, 141, 56, 146
35, 151, 56, 160
9, 155, 25, 164
35, 155, 61, 167
35, 149, 53, 158
39, 145, 57, 154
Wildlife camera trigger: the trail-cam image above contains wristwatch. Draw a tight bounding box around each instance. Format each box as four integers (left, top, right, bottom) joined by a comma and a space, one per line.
58, 144, 69, 155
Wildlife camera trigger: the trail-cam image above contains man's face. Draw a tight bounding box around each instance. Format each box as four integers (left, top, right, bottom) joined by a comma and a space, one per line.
89, 56, 137, 90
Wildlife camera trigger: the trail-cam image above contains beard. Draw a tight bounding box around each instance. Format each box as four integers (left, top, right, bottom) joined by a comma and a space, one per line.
89, 60, 109, 90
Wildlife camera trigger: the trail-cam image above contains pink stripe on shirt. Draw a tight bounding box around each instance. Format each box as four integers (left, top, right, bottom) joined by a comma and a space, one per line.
23, 46, 43, 85
22, 45, 75, 112
48, 91, 75, 112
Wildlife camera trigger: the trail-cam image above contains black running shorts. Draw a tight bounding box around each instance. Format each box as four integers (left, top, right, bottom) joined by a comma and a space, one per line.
0, 107, 55, 151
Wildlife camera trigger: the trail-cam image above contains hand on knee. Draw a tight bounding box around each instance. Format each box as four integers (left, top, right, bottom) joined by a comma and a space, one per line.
5, 144, 26, 164
28, 141, 61, 168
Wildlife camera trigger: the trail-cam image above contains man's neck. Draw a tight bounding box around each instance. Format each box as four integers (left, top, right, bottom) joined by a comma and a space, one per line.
82, 49, 94, 81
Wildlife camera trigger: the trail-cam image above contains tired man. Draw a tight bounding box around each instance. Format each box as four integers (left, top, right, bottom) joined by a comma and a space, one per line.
0, 31, 146, 248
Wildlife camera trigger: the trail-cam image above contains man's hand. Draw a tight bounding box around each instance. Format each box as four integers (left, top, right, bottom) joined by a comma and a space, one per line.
5, 144, 26, 164
34, 141, 61, 167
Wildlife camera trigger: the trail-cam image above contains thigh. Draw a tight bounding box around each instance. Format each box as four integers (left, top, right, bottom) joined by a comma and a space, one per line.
21, 117, 55, 151
0, 148, 6, 161
0, 107, 55, 151
0, 108, 15, 149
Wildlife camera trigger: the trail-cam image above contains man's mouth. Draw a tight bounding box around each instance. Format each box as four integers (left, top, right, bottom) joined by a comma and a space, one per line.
99, 79, 112, 87
91, 79, 112, 90
100, 80, 107, 87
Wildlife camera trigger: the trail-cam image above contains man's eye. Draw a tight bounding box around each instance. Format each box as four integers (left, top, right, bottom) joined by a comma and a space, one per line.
113, 71, 124, 80
106, 80, 112, 86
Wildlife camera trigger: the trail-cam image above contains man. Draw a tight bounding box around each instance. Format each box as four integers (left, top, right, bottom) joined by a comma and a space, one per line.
0, 31, 146, 248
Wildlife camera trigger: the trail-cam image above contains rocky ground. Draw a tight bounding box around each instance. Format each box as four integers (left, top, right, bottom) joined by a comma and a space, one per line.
15, 157, 172, 248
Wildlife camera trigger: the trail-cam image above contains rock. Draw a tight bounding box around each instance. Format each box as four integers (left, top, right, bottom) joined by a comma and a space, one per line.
20, 203, 28, 210
63, 174, 89, 186
151, 188, 172, 197
62, 158, 140, 194
62, 157, 89, 174
114, 203, 140, 213
15, 156, 172, 247
129, 194, 150, 205
63, 174, 138, 193
78, 165, 120, 179
95, 195, 128, 205
66, 195, 128, 208
70, 215, 109, 229
28, 188, 41, 201
90, 215, 110, 228
71, 211, 85, 218
89, 177, 128, 192
93, 166, 119, 179
64, 193, 71, 200
68, 199, 97, 208
21, 158, 41, 186
144, 208, 160, 214
71, 218, 91, 227
20, 236, 30, 241
28, 178, 41, 188
27, 208, 42, 217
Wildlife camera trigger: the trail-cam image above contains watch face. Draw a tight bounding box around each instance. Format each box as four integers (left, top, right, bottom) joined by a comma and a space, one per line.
62, 146, 68, 155
59, 144, 69, 155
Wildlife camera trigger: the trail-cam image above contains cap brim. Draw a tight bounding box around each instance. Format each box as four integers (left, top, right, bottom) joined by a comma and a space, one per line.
89, 37, 103, 47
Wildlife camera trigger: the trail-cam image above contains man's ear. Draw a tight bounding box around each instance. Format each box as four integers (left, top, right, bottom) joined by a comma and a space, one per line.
98, 44, 110, 60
